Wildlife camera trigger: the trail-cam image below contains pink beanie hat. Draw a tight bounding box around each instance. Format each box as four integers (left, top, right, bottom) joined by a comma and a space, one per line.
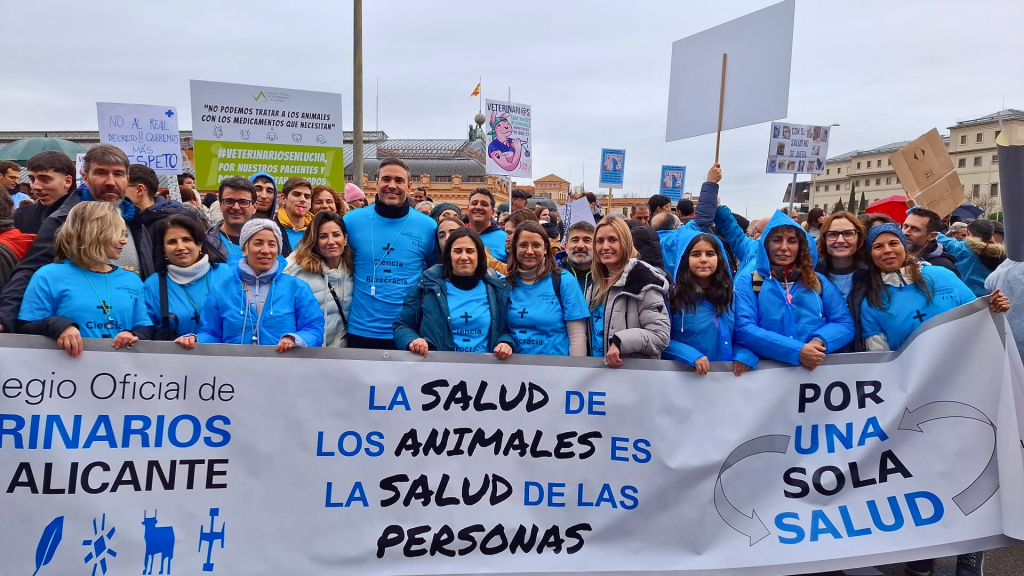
344, 183, 365, 203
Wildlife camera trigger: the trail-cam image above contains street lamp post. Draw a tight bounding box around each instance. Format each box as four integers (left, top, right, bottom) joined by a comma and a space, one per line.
352, 0, 364, 192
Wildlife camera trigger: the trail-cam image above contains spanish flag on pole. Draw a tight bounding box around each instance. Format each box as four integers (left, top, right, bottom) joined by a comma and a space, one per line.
470, 83, 481, 97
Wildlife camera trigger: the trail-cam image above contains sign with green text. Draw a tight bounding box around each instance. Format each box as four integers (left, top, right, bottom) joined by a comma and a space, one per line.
189, 80, 344, 191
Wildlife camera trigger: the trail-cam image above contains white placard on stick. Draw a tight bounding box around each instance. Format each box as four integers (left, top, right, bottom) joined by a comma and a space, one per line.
665, 0, 795, 142
96, 102, 182, 175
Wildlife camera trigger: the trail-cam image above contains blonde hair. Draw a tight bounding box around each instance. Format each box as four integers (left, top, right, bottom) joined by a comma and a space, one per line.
589, 216, 635, 310
54, 201, 125, 270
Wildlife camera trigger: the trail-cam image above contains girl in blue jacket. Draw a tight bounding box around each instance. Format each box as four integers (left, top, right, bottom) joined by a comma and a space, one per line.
176, 219, 325, 352
860, 223, 1009, 351
734, 211, 855, 369
663, 229, 758, 376
394, 227, 515, 358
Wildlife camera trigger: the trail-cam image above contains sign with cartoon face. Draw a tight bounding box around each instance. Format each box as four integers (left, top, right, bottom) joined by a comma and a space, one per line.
485, 99, 532, 179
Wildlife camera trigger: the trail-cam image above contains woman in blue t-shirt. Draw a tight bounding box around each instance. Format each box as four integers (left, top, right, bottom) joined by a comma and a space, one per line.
18, 201, 152, 357
860, 223, 1009, 351
505, 220, 589, 356
394, 227, 515, 358
664, 231, 757, 376
144, 214, 232, 340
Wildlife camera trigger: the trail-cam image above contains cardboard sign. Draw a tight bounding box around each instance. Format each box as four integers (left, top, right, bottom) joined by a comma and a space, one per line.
890, 128, 964, 217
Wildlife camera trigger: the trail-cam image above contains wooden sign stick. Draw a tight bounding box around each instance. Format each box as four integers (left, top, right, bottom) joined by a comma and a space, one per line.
714, 53, 728, 164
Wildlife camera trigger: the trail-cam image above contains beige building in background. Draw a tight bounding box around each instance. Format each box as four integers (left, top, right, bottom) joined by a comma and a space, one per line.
809, 109, 1023, 215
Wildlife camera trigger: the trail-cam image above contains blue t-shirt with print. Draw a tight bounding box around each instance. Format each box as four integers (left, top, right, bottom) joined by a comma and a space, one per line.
859, 266, 974, 351
480, 228, 508, 263
507, 270, 589, 355
284, 228, 306, 252
344, 207, 437, 339
590, 302, 606, 358
446, 280, 491, 353
143, 264, 235, 337
19, 260, 151, 338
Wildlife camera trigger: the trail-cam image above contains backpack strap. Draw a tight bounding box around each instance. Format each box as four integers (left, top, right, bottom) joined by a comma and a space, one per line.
158, 272, 175, 338
551, 269, 563, 308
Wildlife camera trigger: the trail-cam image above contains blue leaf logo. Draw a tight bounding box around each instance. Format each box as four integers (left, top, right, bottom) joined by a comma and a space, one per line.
32, 516, 63, 576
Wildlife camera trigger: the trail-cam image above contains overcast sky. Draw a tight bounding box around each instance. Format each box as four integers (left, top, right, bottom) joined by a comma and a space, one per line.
6, 0, 1023, 216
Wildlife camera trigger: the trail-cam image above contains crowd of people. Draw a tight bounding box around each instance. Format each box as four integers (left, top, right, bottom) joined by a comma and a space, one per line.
0, 143, 1016, 575
0, 147, 1012, 374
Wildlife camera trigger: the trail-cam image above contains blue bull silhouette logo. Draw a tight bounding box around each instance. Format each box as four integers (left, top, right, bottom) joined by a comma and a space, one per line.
142, 510, 174, 575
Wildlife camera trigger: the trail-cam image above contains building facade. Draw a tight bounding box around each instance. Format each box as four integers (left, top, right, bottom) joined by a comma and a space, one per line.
809, 109, 1023, 215
532, 174, 570, 201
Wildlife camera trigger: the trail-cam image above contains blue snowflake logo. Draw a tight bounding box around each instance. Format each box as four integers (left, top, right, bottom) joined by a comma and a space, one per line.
82, 514, 117, 576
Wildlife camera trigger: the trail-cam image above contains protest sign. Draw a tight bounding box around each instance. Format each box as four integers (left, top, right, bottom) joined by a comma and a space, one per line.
484, 99, 531, 179
2, 301, 1023, 576
74, 153, 85, 189
599, 148, 625, 189
659, 165, 687, 201
890, 128, 965, 218
666, 0, 795, 142
766, 122, 831, 175
558, 195, 596, 230
96, 103, 182, 175
189, 80, 344, 191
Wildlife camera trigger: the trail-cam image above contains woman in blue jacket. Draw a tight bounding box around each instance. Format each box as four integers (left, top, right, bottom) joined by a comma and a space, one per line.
860, 223, 1008, 351
144, 215, 232, 340
734, 211, 855, 370
394, 227, 514, 358
663, 229, 758, 376
505, 220, 589, 356
176, 219, 325, 352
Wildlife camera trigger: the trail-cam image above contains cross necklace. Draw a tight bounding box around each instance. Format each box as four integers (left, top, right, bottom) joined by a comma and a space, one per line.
82, 267, 114, 324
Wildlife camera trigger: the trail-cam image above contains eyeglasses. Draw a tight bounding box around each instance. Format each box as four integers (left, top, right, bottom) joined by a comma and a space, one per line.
825, 230, 858, 241
221, 199, 253, 208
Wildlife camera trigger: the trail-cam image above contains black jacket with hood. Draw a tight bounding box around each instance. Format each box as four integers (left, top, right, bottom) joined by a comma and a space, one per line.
919, 240, 960, 278
13, 192, 71, 235
0, 191, 154, 333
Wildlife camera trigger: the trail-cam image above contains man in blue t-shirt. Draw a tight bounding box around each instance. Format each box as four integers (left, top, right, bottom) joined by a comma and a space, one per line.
468, 188, 507, 262
344, 158, 437, 349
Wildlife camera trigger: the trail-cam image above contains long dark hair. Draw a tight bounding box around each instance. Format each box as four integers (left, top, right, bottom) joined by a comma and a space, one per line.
294, 211, 353, 274
807, 207, 825, 230
442, 227, 487, 279
506, 220, 556, 287
151, 215, 219, 272
671, 234, 733, 316
765, 224, 820, 292
865, 234, 930, 309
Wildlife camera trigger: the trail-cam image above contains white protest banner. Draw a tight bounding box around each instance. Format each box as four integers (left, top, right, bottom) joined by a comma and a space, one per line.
2, 301, 1023, 576
766, 122, 832, 175
189, 80, 344, 191
666, 0, 795, 142
485, 99, 531, 178
96, 103, 182, 175
659, 165, 687, 201
599, 148, 625, 189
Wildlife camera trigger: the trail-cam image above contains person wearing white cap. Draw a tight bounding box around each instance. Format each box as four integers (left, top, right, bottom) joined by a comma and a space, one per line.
175, 218, 324, 352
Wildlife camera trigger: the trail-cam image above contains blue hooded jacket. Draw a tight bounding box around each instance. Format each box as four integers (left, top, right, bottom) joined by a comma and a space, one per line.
733, 211, 855, 365
197, 259, 324, 346
935, 233, 1005, 297
393, 264, 515, 352
714, 204, 760, 272
659, 181, 719, 281
662, 225, 759, 369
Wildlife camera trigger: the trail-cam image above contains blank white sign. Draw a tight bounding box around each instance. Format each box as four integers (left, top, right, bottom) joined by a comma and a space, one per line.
665, 0, 795, 142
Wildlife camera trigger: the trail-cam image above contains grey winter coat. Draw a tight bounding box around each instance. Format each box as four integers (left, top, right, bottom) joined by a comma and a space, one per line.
587, 258, 670, 359
283, 254, 353, 348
